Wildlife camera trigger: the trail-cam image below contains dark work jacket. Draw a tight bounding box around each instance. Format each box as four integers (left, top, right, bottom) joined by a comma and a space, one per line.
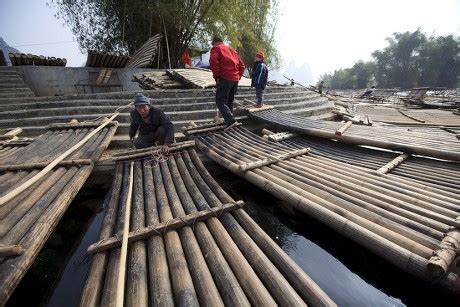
251, 61, 268, 89
129, 107, 175, 144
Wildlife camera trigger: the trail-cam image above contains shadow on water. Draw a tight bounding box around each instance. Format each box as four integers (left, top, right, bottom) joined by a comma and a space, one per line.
5, 160, 460, 307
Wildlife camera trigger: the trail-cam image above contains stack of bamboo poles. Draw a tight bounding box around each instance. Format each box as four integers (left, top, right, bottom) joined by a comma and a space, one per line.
351, 105, 460, 127
125, 34, 161, 68
185, 124, 460, 291
248, 108, 460, 161
85, 50, 130, 68
81, 141, 335, 306
264, 131, 460, 194
132, 71, 184, 90
0, 128, 33, 157
8, 53, 67, 67
167, 68, 252, 88
0, 121, 118, 304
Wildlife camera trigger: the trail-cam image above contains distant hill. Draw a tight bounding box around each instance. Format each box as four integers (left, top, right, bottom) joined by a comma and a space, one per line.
0, 37, 21, 66
270, 60, 314, 86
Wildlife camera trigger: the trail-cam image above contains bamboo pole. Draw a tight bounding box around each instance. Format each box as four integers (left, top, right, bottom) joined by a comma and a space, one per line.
87, 201, 244, 254
112, 142, 195, 161
151, 162, 199, 305
261, 128, 275, 135
0, 166, 94, 304
115, 161, 134, 307
335, 121, 353, 136
185, 124, 228, 136
398, 109, 425, 123
112, 141, 195, 157
267, 132, 297, 142
237, 148, 311, 172
428, 230, 460, 278
141, 162, 174, 306
376, 153, 411, 175
0, 159, 93, 172
0, 245, 24, 258
80, 164, 124, 307
0, 115, 119, 206
171, 154, 252, 306
0, 128, 23, 140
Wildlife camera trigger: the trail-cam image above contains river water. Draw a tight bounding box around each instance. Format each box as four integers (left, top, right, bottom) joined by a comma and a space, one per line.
6, 160, 459, 306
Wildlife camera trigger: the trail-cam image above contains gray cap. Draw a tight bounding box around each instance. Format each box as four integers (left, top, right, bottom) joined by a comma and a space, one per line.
133, 93, 150, 106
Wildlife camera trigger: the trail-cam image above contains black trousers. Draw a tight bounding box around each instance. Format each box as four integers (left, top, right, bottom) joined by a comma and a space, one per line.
215, 78, 238, 125
134, 126, 166, 149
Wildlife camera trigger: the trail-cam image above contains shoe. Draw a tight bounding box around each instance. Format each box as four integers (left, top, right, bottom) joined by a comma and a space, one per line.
224, 121, 241, 131
255, 103, 264, 108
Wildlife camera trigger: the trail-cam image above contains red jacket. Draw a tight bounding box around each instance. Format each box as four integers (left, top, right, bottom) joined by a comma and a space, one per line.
210, 42, 245, 81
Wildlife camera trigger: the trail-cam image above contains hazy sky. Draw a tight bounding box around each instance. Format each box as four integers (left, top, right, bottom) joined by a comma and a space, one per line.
1, 0, 459, 81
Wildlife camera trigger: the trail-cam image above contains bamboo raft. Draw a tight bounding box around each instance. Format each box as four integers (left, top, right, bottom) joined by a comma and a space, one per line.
167, 68, 252, 88
184, 124, 460, 290
264, 131, 460, 194
81, 141, 334, 306
125, 34, 161, 68
247, 108, 460, 161
8, 53, 67, 67
351, 105, 460, 127
0, 120, 118, 304
85, 50, 130, 68
132, 71, 184, 90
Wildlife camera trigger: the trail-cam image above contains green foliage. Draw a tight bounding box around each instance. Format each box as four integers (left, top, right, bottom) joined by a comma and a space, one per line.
323, 29, 459, 89
49, 0, 280, 69
320, 61, 375, 90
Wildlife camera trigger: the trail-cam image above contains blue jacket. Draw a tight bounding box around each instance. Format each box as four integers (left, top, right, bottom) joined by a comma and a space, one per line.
251, 61, 268, 89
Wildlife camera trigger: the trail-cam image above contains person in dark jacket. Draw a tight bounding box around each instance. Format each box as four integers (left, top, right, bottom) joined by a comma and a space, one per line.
251, 51, 268, 107
129, 93, 175, 151
317, 80, 324, 94
209, 36, 245, 129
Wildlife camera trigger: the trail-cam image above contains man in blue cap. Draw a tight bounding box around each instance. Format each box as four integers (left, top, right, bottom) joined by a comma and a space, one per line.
129, 93, 175, 151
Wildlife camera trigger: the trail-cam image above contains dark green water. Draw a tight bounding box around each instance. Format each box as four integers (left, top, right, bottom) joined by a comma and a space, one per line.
6, 161, 459, 306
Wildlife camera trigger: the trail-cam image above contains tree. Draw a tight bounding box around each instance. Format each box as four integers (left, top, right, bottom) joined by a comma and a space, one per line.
49, 0, 280, 69
372, 29, 426, 88
418, 35, 459, 88
323, 29, 459, 89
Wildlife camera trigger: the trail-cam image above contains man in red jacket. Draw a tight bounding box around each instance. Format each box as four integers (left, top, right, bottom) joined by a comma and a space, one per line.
209, 36, 245, 129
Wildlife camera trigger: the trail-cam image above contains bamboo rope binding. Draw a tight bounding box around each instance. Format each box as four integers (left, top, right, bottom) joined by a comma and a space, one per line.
116, 161, 134, 307
335, 121, 353, 136
0, 113, 119, 206
87, 201, 245, 254
376, 153, 411, 175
